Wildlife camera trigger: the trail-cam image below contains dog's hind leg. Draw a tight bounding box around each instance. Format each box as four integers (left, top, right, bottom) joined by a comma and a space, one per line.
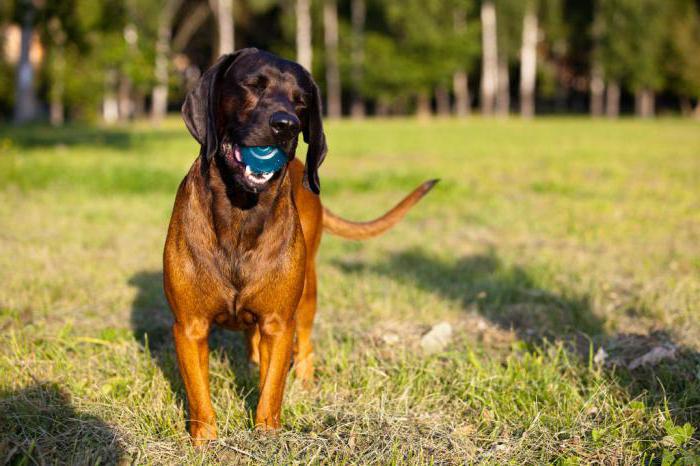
293, 261, 317, 386
246, 325, 261, 366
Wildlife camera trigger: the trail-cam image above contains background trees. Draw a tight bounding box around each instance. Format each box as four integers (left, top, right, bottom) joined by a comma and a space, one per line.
2, 0, 699, 123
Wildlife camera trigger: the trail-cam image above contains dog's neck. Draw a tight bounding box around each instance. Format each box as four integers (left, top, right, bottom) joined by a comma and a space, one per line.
201, 156, 296, 256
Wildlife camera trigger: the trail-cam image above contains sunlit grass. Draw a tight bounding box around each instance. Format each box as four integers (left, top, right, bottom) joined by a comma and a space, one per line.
0, 117, 698, 464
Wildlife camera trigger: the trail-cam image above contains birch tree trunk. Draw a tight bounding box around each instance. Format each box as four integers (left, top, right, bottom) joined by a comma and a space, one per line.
296, 0, 312, 71
323, 0, 341, 118
103, 70, 119, 124
590, 63, 605, 117
605, 80, 620, 118
496, 57, 510, 115
480, 0, 498, 116
214, 0, 234, 56
452, 9, 470, 117
635, 88, 654, 118
151, 0, 183, 122
350, 0, 366, 119
519, 4, 538, 118
14, 0, 38, 124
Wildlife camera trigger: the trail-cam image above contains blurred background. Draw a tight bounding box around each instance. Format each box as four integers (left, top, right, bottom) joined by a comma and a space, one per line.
3, 0, 700, 124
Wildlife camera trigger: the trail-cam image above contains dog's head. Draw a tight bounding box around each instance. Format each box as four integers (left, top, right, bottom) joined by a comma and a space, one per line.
182, 48, 327, 194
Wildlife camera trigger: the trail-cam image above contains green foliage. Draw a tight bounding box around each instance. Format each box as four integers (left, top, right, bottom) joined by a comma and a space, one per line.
598, 0, 669, 91
359, 0, 479, 100
495, 0, 525, 61
664, 0, 700, 99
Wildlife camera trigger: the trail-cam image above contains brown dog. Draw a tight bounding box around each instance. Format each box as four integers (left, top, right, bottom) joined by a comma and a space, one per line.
163, 48, 436, 443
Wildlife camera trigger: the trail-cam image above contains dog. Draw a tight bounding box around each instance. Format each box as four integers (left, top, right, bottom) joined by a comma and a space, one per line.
163, 48, 437, 444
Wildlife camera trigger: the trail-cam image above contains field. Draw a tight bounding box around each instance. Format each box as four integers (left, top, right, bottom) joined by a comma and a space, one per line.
0, 117, 699, 464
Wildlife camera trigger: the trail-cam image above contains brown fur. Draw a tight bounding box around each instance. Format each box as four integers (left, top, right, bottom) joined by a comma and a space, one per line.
163, 49, 436, 444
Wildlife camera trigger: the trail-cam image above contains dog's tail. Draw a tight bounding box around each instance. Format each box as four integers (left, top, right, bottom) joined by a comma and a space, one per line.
322, 179, 439, 240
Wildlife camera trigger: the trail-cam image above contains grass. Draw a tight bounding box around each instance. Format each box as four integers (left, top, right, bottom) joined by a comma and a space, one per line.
0, 116, 698, 464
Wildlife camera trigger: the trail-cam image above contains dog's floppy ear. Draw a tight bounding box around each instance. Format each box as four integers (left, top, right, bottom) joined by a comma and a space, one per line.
301, 75, 327, 195
182, 49, 255, 161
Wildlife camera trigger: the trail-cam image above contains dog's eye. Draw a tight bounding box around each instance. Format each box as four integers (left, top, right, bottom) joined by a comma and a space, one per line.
243, 76, 268, 94
294, 96, 307, 110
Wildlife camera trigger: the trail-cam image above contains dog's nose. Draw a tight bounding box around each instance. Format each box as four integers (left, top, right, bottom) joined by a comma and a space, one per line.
269, 112, 300, 140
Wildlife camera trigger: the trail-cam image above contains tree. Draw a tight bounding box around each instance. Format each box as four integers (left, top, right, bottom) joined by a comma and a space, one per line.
494, 0, 525, 116
13, 0, 38, 123
350, 0, 365, 118
519, 0, 537, 118
323, 0, 340, 118
480, 0, 498, 115
152, 0, 183, 122
210, 0, 234, 56
664, 0, 700, 118
296, 0, 312, 71
598, 0, 668, 117
452, 8, 471, 117
380, 0, 478, 116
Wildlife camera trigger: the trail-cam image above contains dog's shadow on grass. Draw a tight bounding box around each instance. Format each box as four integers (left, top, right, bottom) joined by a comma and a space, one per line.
0, 382, 124, 464
128, 271, 260, 426
335, 248, 605, 341
333, 248, 700, 433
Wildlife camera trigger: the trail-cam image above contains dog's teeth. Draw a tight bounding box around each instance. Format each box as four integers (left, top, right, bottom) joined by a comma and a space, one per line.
244, 166, 274, 184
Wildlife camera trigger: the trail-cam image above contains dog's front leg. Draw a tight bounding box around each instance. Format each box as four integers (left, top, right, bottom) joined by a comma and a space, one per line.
172, 319, 216, 445
255, 315, 295, 430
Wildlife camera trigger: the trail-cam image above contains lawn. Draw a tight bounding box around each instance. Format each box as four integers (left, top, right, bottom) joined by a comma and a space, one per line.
0, 117, 698, 464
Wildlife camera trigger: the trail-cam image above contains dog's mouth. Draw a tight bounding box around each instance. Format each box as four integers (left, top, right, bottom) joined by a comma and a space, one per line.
221, 142, 282, 188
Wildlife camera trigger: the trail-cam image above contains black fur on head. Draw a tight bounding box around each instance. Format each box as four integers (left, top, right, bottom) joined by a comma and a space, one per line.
181, 48, 327, 194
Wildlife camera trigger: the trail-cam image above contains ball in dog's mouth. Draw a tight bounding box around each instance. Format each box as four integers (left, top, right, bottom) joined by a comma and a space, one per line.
223, 143, 285, 186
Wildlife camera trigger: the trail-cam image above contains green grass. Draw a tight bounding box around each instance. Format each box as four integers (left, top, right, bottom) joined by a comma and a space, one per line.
0, 117, 698, 464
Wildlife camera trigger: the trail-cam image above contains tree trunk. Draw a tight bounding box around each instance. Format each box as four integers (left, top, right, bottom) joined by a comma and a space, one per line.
118, 76, 133, 120
435, 85, 450, 116
376, 97, 390, 117
693, 100, 700, 120
452, 9, 470, 117
323, 0, 341, 118
103, 70, 119, 124
172, 3, 211, 52
496, 57, 509, 116
635, 88, 654, 118
48, 18, 66, 126
350, 0, 366, 119
296, 0, 312, 71
213, 0, 234, 56
151, 0, 183, 122
14, 1, 38, 124
519, 5, 537, 118
480, 0, 498, 116
590, 63, 605, 117
453, 71, 470, 117
605, 80, 620, 118
416, 92, 431, 119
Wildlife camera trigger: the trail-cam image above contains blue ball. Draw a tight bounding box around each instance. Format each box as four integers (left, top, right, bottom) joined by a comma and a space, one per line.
240, 145, 288, 174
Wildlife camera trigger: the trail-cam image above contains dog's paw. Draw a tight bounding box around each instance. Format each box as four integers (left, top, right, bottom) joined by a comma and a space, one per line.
190, 422, 218, 446
293, 353, 315, 388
